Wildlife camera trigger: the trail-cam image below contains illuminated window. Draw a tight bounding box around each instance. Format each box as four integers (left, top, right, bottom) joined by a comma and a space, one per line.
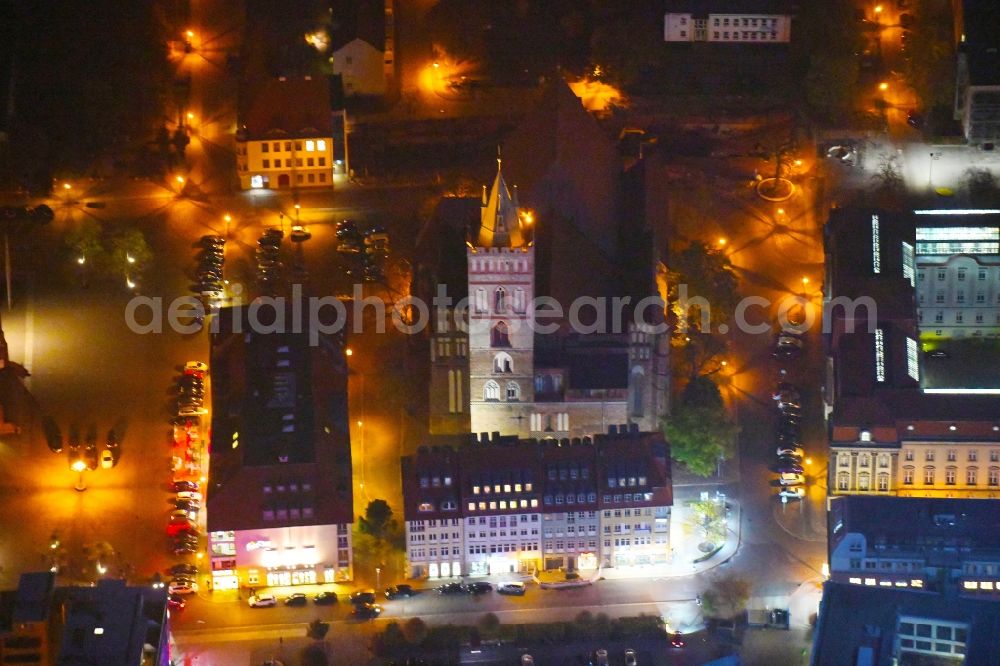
871, 215, 881, 273
317, 140, 327, 151
906, 337, 919, 381
874, 328, 886, 382
251, 175, 264, 188
306, 140, 315, 152
468, 502, 475, 511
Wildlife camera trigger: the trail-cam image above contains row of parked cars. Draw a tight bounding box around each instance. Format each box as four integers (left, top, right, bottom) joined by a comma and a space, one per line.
773, 380, 805, 498
165, 361, 210, 605
336, 220, 388, 283
192, 235, 225, 300
256, 229, 283, 289
437, 581, 526, 595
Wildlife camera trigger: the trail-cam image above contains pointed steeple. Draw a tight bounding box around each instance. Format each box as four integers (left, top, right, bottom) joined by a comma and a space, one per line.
476, 154, 525, 248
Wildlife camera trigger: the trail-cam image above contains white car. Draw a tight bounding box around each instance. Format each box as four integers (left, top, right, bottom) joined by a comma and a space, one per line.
185, 361, 208, 376
176, 491, 203, 502
778, 472, 805, 486
100, 449, 114, 469
171, 509, 197, 521
169, 580, 198, 595
248, 594, 277, 608
777, 446, 805, 458
178, 405, 208, 417
624, 649, 638, 666
779, 487, 806, 500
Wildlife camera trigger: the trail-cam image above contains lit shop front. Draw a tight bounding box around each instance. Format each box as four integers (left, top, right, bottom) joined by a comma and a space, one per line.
209, 524, 352, 590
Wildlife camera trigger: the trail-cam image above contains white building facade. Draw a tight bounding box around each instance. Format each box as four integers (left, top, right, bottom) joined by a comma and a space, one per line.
664, 11, 791, 43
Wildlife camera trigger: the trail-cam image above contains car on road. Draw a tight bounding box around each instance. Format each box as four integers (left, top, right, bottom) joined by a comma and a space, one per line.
777, 446, 805, 458
349, 590, 376, 605
168, 580, 198, 595
624, 649, 638, 666
173, 480, 199, 492
176, 490, 203, 502
173, 499, 200, 513
772, 382, 800, 401
907, 110, 924, 129
284, 593, 308, 606
178, 405, 208, 417
100, 448, 114, 469
384, 584, 414, 599
778, 472, 805, 486
167, 594, 186, 610
290, 225, 312, 242
497, 581, 526, 595
353, 602, 382, 619
521, 656, 534, 666
594, 649, 609, 665
670, 633, 685, 648
248, 594, 277, 608
467, 582, 493, 594
779, 487, 806, 500
437, 582, 468, 595
314, 591, 338, 605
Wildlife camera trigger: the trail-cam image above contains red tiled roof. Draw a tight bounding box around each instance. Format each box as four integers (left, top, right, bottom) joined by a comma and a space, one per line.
242, 77, 333, 139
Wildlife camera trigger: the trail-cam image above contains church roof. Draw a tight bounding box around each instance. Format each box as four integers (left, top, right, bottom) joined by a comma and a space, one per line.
475, 160, 526, 248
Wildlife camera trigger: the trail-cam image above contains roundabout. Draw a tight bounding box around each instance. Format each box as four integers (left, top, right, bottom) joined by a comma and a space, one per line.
757, 176, 795, 202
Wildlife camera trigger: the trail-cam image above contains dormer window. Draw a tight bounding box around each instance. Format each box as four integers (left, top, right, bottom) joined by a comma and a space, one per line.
860, 430, 872, 442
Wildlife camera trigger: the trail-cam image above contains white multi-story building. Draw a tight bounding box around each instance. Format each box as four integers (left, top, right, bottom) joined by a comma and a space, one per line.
401, 430, 673, 579
664, 3, 792, 44
914, 224, 1000, 338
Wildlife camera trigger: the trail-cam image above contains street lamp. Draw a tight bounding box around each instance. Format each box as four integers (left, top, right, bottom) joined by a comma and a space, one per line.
878, 82, 889, 92
376, 566, 381, 591
72, 459, 87, 491
224, 213, 232, 237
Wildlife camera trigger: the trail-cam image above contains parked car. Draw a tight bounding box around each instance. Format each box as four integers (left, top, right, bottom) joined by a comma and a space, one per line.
248, 594, 277, 608
353, 602, 382, 619
907, 110, 924, 129
349, 590, 376, 605
178, 405, 208, 417
467, 582, 493, 594
201, 235, 225, 247
185, 361, 208, 376
437, 582, 468, 595
168, 580, 198, 595
167, 594, 186, 610
773, 334, 803, 358
171, 509, 196, 521
384, 584, 415, 599
595, 649, 609, 665
624, 649, 638, 666
777, 462, 804, 475
497, 581, 526, 595
284, 593, 308, 606
777, 446, 805, 458
169, 563, 198, 577
100, 448, 114, 469
778, 472, 805, 486
314, 591, 338, 605
670, 633, 686, 648
926, 349, 949, 358
176, 491, 203, 502
778, 487, 806, 500
173, 480, 200, 492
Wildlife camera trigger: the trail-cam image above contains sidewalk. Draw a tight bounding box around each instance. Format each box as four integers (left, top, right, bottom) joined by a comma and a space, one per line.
532, 498, 743, 585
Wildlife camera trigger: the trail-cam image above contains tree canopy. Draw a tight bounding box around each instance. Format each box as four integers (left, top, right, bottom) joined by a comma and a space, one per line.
663, 377, 738, 477
359, 499, 395, 540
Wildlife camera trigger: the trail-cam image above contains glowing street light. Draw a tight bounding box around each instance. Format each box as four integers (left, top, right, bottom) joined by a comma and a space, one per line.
874, 5, 883, 15
77, 255, 86, 265
432, 62, 439, 69
71, 459, 87, 491
879, 82, 889, 91
175, 175, 185, 185
717, 237, 727, 247
96, 562, 107, 575
126, 254, 135, 265
62, 182, 72, 190
126, 277, 136, 290
345, 347, 353, 357
802, 277, 810, 286
186, 30, 195, 38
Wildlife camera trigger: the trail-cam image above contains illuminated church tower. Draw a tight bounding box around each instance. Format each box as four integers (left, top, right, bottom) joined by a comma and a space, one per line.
467, 158, 535, 435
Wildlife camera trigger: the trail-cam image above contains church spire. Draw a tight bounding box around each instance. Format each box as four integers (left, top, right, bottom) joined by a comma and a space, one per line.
476, 155, 525, 248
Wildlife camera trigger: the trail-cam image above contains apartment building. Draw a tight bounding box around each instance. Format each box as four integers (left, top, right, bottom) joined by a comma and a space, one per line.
664, 1, 792, 43
401, 429, 672, 579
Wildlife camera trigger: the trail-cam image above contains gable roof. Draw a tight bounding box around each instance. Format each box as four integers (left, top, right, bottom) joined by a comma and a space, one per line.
242, 76, 333, 139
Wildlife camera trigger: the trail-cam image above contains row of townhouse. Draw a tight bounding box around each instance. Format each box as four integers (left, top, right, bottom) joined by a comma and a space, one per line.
400, 428, 673, 579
